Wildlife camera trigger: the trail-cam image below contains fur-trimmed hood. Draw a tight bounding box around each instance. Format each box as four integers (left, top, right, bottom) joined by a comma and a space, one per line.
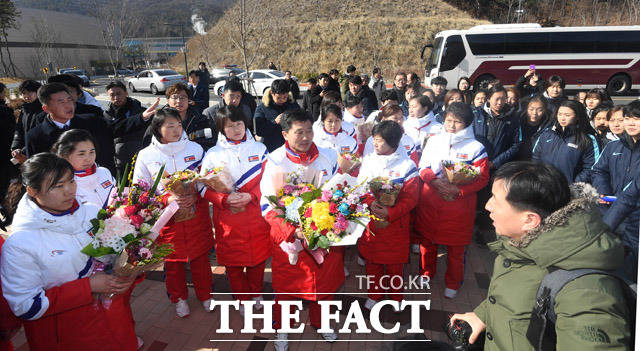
493, 182, 624, 271
261, 88, 295, 107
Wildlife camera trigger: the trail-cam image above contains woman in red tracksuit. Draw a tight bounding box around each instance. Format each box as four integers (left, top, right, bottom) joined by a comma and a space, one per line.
0, 237, 21, 351
200, 106, 271, 315
133, 108, 214, 318
357, 120, 420, 309
416, 102, 490, 299
1, 153, 137, 351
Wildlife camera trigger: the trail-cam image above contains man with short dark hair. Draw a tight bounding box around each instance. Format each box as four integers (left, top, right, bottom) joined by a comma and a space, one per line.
339, 65, 357, 100
254, 79, 300, 151
369, 67, 385, 103
103, 80, 150, 174
188, 69, 209, 112
284, 71, 300, 100
327, 69, 341, 94
430, 76, 448, 112
302, 77, 322, 121
11, 80, 43, 162
203, 79, 252, 134
25, 83, 116, 172
391, 71, 408, 106
47, 74, 103, 115
345, 75, 378, 117
197, 61, 210, 87
451, 161, 632, 350
259, 109, 342, 349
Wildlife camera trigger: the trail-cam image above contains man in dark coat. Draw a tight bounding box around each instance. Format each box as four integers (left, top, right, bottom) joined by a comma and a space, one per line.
284, 71, 300, 101
11, 80, 43, 162
302, 77, 322, 121
327, 69, 341, 94
255, 79, 300, 152
344, 75, 378, 117
25, 83, 117, 173
0, 83, 15, 201
103, 80, 150, 174
188, 70, 210, 112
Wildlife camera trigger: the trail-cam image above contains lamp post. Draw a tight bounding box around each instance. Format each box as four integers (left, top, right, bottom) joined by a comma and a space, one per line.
164, 22, 188, 75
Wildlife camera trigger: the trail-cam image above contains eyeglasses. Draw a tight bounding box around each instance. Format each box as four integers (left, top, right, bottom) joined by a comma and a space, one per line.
169, 95, 189, 101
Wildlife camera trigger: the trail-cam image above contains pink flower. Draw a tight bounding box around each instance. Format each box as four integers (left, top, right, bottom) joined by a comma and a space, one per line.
329, 202, 338, 214
115, 207, 127, 218
138, 247, 152, 259
124, 205, 137, 216
321, 190, 332, 202
310, 222, 317, 231
304, 206, 312, 218
129, 214, 144, 229
283, 185, 295, 195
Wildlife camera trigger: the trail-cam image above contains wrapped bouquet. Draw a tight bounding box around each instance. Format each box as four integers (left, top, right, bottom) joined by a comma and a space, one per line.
337, 151, 361, 174
82, 163, 178, 306
300, 176, 373, 254
442, 161, 479, 185
198, 166, 233, 194
266, 169, 322, 225
369, 176, 402, 207
162, 169, 199, 222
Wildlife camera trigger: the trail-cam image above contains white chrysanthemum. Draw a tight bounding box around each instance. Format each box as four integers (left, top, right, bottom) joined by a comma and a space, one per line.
100, 216, 136, 243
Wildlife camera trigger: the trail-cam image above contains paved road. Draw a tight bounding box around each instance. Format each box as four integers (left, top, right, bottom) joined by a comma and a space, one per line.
89, 77, 638, 110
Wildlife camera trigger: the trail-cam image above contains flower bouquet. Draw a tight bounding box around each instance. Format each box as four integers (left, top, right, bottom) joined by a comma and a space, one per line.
356, 121, 375, 144
162, 169, 199, 222
298, 175, 374, 263
368, 176, 403, 228
81, 163, 178, 306
441, 160, 479, 185
337, 151, 361, 174
198, 166, 233, 194
266, 168, 322, 225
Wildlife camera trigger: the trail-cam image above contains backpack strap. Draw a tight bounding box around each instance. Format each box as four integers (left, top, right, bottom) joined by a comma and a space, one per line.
538, 268, 604, 324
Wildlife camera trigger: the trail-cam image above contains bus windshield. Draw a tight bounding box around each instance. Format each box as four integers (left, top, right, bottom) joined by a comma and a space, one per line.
426, 36, 443, 72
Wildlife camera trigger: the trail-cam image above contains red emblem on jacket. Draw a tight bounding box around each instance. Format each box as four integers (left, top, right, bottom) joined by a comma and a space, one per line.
184, 155, 196, 162
248, 155, 259, 162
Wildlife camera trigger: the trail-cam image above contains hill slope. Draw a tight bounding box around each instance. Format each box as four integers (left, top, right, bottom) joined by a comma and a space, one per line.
14, 0, 235, 37
181, 0, 489, 76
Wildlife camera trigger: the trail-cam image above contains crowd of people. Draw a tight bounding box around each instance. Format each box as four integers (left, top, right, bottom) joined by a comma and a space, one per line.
0, 61, 637, 350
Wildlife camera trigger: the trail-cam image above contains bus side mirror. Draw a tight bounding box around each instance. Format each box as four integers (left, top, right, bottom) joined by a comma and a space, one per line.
420, 44, 433, 60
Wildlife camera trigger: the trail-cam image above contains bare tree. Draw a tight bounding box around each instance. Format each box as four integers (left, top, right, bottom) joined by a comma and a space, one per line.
91, 0, 142, 77
30, 17, 68, 77
0, 1, 20, 76
219, 0, 273, 97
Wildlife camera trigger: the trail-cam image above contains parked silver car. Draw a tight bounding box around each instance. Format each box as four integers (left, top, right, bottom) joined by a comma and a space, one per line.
126, 69, 187, 95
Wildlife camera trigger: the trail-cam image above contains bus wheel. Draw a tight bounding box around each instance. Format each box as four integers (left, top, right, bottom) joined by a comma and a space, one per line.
607, 74, 631, 96
474, 74, 494, 91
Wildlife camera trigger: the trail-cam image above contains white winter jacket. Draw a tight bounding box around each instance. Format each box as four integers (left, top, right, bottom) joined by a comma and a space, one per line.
75, 166, 115, 208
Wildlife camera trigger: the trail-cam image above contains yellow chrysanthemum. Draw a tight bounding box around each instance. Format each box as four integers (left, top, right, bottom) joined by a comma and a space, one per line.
310, 201, 335, 231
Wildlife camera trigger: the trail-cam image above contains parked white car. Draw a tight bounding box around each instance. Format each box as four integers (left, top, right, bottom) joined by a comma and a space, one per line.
213, 70, 295, 97
126, 69, 187, 95
209, 67, 245, 85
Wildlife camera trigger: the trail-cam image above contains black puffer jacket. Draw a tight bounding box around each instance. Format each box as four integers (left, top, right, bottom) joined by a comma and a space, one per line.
103, 97, 149, 172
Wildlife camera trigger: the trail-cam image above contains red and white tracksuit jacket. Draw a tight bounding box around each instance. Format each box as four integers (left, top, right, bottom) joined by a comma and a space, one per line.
363, 134, 420, 166
313, 127, 358, 159
133, 134, 214, 262
356, 150, 420, 264
1, 196, 136, 351
404, 111, 443, 152
416, 125, 490, 246
200, 132, 271, 267
74, 164, 115, 208
259, 142, 344, 300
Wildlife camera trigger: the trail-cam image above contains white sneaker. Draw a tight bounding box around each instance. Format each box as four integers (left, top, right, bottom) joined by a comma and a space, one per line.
252, 296, 264, 311
202, 298, 214, 312
344, 266, 350, 277
175, 298, 190, 318
357, 256, 366, 266
274, 332, 289, 351
364, 298, 377, 310
137, 336, 144, 350
411, 244, 421, 254
320, 331, 338, 342
444, 288, 458, 299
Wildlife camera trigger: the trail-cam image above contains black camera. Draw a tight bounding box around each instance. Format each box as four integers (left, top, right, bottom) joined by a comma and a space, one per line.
445, 319, 472, 351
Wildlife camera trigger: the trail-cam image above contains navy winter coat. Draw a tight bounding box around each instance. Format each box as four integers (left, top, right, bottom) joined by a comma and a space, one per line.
531, 126, 599, 183
472, 106, 521, 169
602, 170, 640, 251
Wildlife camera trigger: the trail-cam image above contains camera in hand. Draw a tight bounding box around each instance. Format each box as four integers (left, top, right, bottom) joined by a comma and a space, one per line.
446, 319, 472, 350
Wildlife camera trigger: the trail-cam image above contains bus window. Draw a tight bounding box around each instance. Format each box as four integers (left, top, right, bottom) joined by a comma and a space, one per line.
427, 36, 443, 72
440, 35, 466, 72
467, 34, 506, 55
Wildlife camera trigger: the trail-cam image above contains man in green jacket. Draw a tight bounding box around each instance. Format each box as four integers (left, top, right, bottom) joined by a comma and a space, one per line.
452, 161, 632, 350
